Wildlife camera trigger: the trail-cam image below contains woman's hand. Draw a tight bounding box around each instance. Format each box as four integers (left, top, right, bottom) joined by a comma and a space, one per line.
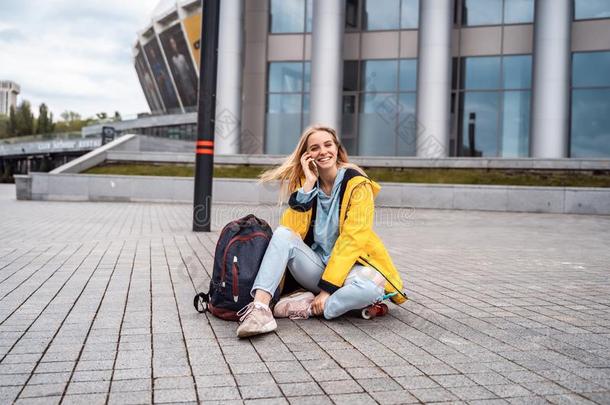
300, 152, 318, 191
311, 290, 330, 316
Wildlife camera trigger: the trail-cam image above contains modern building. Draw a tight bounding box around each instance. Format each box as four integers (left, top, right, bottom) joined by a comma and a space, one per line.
0, 81, 20, 116
130, 0, 610, 158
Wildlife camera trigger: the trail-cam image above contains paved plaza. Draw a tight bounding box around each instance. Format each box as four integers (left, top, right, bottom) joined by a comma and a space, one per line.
0, 183, 609, 404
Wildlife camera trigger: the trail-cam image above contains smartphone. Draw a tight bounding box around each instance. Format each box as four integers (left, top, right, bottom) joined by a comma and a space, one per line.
309, 159, 319, 176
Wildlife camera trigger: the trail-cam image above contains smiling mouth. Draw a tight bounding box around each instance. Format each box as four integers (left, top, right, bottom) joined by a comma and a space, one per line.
317, 157, 332, 163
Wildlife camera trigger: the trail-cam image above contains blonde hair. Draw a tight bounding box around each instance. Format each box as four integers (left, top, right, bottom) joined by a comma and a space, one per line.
259, 124, 366, 204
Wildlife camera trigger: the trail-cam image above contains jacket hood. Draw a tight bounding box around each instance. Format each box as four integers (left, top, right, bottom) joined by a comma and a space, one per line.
348, 173, 381, 198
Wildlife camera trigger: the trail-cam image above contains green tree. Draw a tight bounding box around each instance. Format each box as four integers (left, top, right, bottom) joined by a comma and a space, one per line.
36, 103, 55, 134
8, 105, 17, 136
113, 111, 122, 122
18, 101, 34, 136
55, 110, 93, 132
9, 101, 35, 137
0, 114, 9, 139
60, 111, 81, 122
96, 112, 108, 120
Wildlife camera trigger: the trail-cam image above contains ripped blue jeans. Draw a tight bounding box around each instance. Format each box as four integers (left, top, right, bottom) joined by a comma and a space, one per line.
251, 226, 385, 319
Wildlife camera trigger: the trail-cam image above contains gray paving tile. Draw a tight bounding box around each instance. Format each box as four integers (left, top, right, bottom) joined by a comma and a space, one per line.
235, 372, 275, 386
369, 389, 420, 404
272, 370, 313, 384
15, 396, 62, 405
107, 390, 152, 404
1, 189, 610, 404
486, 384, 532, 398
20, 383, 66, 398
355, 377, 402, 392
582, 391, 610, 404
245, 398, 288, 405
239, 384, 283, 400
522, 381, 570, 396
196, 386, 241, 401
61, 393, 107, 405
0, 386, 21, 402
154, 388, 197, 403
65, 380, 110, 395
395, 375, 440, 389
545, 394, 597, 405
109, 378, 151, 392
329, 392, 377, 405
288, 395, 333, 405
279, 382, 323, 397
409, 387, 459, 402
308, 368, 351, 382
319, 379, 363, 395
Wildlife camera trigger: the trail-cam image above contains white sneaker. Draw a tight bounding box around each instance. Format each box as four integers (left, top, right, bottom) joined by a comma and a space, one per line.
236, 302, 277, 338
273, 291, 314, 319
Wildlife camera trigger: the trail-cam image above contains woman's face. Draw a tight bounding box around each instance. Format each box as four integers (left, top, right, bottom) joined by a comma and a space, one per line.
306, 130, 338, 170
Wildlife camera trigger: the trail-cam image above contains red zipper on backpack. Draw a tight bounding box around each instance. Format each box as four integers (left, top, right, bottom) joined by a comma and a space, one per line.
221, 231, 270, 289
232, 256, 239, 302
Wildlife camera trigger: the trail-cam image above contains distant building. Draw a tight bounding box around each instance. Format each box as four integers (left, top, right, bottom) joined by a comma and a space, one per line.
0, 81, 20, 116
131, 0, 610, 158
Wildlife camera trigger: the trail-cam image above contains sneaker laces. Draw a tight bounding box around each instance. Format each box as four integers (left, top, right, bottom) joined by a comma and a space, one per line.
288, 306, 311, 320
236, 302, 255, 323
237, 302, 268, 323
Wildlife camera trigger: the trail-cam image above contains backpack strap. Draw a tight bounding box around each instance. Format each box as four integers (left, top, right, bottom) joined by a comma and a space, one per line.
193, 292, 209, 313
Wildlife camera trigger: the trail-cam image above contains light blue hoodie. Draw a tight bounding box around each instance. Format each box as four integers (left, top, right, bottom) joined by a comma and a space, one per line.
295, 167, 347, 265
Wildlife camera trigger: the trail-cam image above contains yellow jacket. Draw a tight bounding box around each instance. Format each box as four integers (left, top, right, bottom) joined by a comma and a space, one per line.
280, 168, 407, 305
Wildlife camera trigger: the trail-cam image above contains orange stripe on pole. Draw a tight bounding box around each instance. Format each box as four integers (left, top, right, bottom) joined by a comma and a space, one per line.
196, 148, 214, 155
196, 140, 214, 146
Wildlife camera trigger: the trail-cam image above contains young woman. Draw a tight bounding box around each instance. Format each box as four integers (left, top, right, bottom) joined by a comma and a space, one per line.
236, 125, 406, 338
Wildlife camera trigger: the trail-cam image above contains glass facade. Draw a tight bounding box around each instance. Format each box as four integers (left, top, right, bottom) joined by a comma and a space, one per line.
263, 0, 610, 158
356, 59, 418, 156
270, 0, 312, 33
574, 0, 610, 20
265, 59, 417, 156
456, 55, 532, 157
462, 0, 534, 26
265, 61, 311, 154
571, 51, 610, 157
362, 0, 419, 30
270, 0, 419, 33
131, 124, 196, 141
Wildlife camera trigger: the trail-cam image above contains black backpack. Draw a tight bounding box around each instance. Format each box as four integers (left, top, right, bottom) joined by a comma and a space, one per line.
193, 214, 275, 321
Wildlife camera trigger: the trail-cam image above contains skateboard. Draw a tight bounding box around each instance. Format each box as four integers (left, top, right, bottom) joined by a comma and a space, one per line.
360, 302, 388, 319
359, 292, 397, 319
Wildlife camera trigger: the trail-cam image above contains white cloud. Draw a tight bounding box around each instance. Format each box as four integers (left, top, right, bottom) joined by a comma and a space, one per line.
0, 0, 161, 120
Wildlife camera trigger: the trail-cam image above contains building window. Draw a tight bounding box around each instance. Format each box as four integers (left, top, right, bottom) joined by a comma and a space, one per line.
270, 0, 312, 33
574, 0, 610, 20
271, 0, 419, 33
344, 59, 417, 156
265, 61, 311, 154
571, 51, 610, 157
456, 55, 532, 157
362, 0, 419, 30
462, 0, 534, 26
346, 0, 359, 30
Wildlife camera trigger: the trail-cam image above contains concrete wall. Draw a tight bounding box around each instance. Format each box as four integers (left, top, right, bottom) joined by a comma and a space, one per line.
16, 172, 610, 215
104, 150, 610, 170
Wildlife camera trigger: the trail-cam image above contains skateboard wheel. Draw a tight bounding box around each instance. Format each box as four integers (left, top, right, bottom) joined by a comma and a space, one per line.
361, 307, 373, 320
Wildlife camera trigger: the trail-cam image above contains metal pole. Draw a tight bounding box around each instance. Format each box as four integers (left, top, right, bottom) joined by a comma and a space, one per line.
468, 112, 476, 157
193, 0, 221, 232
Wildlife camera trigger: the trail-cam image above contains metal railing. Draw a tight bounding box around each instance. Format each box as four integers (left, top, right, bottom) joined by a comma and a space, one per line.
0, 132, 93, 145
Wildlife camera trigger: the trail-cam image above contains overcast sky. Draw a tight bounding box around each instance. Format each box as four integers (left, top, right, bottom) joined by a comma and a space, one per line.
0, 0, 161, 120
